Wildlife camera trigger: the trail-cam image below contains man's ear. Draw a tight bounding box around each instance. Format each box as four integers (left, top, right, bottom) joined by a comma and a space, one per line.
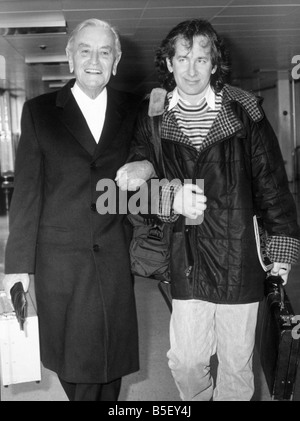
166, 58, 173, 73
112, 53, 122, 76
66, 48, 74, 73
211, 65, 217, 75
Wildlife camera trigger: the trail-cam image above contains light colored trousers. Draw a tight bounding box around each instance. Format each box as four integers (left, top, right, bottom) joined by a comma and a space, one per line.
167, 299, 259, 401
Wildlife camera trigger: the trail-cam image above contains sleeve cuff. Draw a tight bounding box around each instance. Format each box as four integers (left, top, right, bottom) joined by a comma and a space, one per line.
266, 235, 300, 264
157, 179, 182, 223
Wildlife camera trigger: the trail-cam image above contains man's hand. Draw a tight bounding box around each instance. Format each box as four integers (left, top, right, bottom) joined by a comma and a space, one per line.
115, 160, 156, 191
173, 184, 207, 219
2, 273, 30, 299
270, 262, 291, 286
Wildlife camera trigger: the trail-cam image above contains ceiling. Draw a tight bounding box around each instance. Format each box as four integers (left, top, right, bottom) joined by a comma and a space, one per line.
0, 0, 300, 99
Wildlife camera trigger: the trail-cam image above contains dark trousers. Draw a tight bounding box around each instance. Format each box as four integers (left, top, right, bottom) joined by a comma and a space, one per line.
59, 377, 122, 401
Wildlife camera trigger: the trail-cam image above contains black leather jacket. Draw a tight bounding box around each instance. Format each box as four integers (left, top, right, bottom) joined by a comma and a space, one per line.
131, 84, 300, 304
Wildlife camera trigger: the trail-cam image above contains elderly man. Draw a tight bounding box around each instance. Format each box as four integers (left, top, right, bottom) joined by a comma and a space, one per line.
3, 18, 153, 401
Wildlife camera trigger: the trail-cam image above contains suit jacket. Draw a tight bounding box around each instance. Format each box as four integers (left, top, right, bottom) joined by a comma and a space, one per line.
5, 79, 140, 383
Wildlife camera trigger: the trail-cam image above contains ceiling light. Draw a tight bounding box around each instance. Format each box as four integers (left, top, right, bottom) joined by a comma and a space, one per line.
0, 12, 67, 36
0, 55, 6, 80
26, 55, 68, 65
42, 75, 72, 82
49, 83, 66, 89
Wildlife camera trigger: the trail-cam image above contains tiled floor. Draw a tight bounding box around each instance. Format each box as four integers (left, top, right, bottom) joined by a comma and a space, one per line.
0, 208, 299, 401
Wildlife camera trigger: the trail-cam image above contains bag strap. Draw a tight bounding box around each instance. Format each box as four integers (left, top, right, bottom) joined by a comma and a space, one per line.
148, 88, 167, 179
150, 114, 165, 178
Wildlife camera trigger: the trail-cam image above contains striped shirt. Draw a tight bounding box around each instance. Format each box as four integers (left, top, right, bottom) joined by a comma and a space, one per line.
168, 86, 223, 150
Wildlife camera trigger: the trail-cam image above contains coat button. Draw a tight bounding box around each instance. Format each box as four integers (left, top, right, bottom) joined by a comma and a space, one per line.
91, 203, 97, 212
93, 244, 100, 252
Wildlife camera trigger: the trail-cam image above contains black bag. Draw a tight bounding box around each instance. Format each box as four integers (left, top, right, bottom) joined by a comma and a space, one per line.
128, 213, 172, 282
256, 275, 300, 401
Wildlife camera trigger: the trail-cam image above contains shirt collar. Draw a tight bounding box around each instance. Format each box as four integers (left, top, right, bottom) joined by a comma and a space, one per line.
72, 82, 107, 107
168, 84, 216, 111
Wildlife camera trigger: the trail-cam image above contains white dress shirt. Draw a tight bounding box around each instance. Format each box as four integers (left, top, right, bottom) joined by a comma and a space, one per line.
71, 83, 107, 143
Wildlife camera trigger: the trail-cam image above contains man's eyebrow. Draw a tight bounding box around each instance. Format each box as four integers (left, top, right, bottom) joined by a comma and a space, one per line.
100, 45, 113, 51
177, 52, 210, 59
78, 43, 90, 48
77, 43, 113, 51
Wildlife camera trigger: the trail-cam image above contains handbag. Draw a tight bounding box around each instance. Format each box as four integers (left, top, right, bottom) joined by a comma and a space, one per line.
256, 274, 300, 400
128, 90, 172, 283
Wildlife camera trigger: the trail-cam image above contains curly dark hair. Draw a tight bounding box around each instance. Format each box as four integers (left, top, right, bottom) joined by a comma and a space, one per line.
155, 19, 230, 93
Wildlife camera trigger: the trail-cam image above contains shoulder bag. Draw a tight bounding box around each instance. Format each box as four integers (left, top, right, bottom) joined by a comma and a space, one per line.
127, 89, 172, 283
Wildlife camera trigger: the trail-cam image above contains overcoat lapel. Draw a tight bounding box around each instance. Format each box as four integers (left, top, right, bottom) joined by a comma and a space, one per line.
56, 80, 97, 156
92, 86, 127, 160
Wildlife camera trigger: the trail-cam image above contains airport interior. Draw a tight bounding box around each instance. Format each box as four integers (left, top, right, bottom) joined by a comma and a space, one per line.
0, 0, 300, 401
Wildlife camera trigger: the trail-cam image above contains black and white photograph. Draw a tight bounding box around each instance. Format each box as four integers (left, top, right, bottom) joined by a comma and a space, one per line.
0, 0, 300, 405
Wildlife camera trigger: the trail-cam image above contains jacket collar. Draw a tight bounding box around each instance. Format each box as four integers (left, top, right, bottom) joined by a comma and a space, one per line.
222, 84, 264, 122
200, 85, 264, 152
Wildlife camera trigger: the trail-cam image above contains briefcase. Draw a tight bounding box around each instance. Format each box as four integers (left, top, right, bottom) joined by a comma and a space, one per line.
256, 275, 300, 401
0, 290, 41, 387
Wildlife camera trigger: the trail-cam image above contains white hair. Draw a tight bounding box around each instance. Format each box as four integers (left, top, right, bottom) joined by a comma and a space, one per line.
66, 18, 122, 57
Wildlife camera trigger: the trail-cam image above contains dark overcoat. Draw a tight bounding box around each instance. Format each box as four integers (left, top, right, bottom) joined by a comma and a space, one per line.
5, 79, 140, 383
